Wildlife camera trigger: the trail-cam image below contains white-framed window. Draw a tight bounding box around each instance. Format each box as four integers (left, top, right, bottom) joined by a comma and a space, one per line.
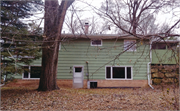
22, 66, 41, 79
124, 40, 136, 51
105, 66, 133, 80
91, 40, 102, 46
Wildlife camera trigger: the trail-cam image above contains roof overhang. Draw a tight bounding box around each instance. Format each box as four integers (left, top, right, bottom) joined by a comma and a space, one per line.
61, 33, 151, 40
152, 40, 180, 44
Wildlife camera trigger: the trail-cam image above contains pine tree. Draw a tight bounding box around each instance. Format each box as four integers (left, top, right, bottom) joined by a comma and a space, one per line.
1, 0, 43, 82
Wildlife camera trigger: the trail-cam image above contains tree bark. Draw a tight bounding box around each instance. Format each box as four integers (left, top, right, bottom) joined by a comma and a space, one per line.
38, 0, 74, 91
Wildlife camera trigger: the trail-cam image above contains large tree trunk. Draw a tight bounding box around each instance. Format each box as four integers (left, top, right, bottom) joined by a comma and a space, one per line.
38, 0, 74, 91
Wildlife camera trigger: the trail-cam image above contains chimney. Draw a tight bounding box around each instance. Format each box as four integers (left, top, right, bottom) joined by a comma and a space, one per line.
84, 23, 89, 34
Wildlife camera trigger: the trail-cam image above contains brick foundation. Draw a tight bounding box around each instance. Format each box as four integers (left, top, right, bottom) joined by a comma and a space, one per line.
87, 80, 148, 88
19, 79, 148, 88
58, 79, 149, 88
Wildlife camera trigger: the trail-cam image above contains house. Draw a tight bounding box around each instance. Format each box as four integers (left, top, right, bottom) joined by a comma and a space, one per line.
13, 34, 153, 88
13, 34, 179, 88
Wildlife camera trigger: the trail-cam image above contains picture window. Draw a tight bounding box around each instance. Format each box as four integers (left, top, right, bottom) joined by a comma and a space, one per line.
106, 66, 132, 80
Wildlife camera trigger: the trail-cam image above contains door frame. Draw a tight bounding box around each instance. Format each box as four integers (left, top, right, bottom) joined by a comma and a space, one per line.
73, 65, 84, 88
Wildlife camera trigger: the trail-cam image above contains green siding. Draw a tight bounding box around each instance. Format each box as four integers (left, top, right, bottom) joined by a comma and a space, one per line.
58, 39, 150, 80
14, 39, 150, 80
152, 49, 178, 64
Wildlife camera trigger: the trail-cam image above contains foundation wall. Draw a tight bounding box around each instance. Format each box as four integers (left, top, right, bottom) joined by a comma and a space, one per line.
58, 80, 148, 88
87, 80, 148, 88
151, 65, 179, 85
18, 79, 148, 88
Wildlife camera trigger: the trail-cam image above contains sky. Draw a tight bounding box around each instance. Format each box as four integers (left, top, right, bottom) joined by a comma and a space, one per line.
24, 0, 180, 35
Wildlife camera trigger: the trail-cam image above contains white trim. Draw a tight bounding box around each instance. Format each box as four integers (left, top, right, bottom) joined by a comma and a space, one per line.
73, 65, 84, 74
91, 40, 103, 46
147, 62, 154, 89
105, 65, 133, 80
22, 78, 40, 80
59, 42, 61, 50
125, 66, 127, 79
22, 65, 41, 80
148, 40, 154, 89
124, 40, 136, 52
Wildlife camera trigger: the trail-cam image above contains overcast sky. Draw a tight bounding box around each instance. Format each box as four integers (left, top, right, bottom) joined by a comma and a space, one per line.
24, 0, 180, 35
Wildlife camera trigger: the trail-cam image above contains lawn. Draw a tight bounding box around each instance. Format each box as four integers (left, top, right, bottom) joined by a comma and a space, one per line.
1, 80, 179, 110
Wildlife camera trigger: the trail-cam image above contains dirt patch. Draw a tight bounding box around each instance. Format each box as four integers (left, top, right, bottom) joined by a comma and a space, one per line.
1, 79, 179, 110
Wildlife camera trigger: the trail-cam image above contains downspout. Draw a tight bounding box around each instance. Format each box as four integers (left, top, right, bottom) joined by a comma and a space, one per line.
86, 61, 89, 81
147, 62, 154, 89
148, 39, 154, 89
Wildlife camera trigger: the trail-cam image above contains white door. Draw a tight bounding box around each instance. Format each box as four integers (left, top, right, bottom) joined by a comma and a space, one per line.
73, 66, 84, 88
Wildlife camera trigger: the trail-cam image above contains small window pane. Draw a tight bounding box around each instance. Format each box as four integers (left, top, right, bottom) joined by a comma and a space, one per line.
23, 66, 29, 78
30, 66, 41, 78
106, 67, 111, 78
23, 71, 28, 78
113, 67, 125, 78
152, 44, 156, 49
157, 43, 166, 49
127, 67, 131, 79
167, 43, 177, 49
92, 40, 101, 45
75, 67, 82, 72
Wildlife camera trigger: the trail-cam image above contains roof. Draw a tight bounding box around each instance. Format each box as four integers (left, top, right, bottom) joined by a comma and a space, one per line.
61, 33, 150, 40
152, 40, 180, 43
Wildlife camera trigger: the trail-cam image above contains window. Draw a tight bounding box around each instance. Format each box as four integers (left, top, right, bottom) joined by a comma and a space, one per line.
152, 43, 178, 50
167, 43, 177, 49
106, 66, 132, 80
22, 66, 41, 79
152, 43, 166, 49
91, 40, 102, 46
124, 40, 136, 51
75, 67, 82, 72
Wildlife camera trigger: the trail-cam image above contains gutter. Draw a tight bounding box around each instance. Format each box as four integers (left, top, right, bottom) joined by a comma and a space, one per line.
147, 39, 154, 89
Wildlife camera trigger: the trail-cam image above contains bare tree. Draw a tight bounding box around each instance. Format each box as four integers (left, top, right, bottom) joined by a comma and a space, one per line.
64, 4, 109, 34
86, 0, 179, 36
38, 0, 74, 91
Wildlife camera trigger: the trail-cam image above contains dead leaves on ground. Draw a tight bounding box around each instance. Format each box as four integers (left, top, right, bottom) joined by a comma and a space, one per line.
1, 86, 178, 110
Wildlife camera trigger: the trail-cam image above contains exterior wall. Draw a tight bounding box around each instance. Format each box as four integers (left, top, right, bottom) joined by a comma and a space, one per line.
58, 39, 150, 81
152, 49, 178, 64
14, 38, 150, 87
